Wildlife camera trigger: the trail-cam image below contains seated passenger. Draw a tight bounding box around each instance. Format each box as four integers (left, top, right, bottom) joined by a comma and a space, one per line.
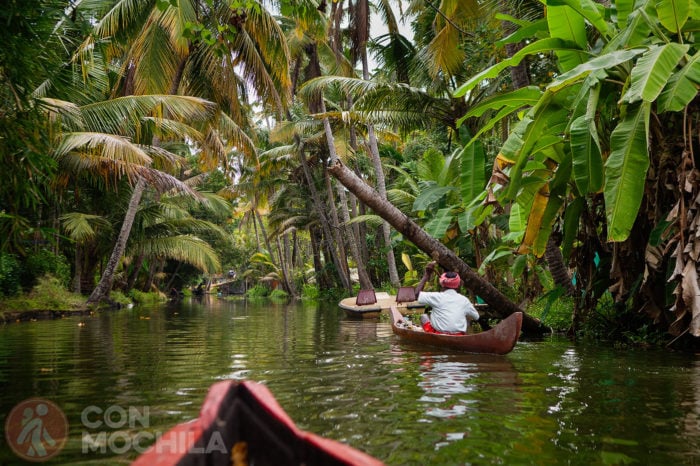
414, 262, 479, 335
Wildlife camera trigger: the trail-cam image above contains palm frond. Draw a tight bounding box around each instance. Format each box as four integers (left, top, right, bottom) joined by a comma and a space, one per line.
134, 234, 221, 273
54, 132, 152, 166
93, 0, 151, 39
79, 95, 215, 135
218, 112, 257, 161
344, 214, 385, 228
59, 212, 112, 242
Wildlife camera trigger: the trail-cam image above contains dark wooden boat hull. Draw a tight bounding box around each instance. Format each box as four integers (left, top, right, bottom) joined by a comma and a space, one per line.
390, 305, 522, 355
132, 380, 383, 466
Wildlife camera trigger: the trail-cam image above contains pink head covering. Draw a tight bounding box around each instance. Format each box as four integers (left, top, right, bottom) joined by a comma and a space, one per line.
439, 272, 460, 289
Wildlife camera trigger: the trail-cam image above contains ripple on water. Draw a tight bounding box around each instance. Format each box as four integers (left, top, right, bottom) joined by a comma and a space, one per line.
1, 303, 700, 466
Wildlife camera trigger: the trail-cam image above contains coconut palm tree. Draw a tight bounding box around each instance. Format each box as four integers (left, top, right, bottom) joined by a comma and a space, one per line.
343, 0, 402, 287
78, 0, 291, 303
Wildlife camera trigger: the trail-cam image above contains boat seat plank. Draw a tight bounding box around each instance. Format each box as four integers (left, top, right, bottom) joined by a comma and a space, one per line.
395, 287, 416, 303
355, 289, 377, 306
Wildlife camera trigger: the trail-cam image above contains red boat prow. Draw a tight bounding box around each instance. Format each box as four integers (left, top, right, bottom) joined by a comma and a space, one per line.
133, 380, 383, 466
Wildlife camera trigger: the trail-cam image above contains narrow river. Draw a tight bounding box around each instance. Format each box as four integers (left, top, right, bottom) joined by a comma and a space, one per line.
1, 297, 698, 465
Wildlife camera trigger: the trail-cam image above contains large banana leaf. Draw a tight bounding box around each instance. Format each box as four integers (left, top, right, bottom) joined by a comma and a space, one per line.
458, 140, 486, 206
517, 182, 550, 255
604, 102, 651, 242
412, 184, 454, 211
457, 87, 542, 146
516, 152, 570, 257
495, 16, 548, 45
614, 0, 637, 27
424, 207, 454, 239
499, 93, 569, 201
458, 87, 543, 120
657, 51, 700, 113
562, 197, 585, 260
546, 2, 588, 72
656, 0, 691, 33
570, 114, 603, 194
509, 200, 528, 236
458, 191, 492, 233
604, 5, 654, 50
547, 49, 646, 93
531, 192, 565, 258
454, 38, 574, 97
622, 43, 689, 104
546, 0, 612, 39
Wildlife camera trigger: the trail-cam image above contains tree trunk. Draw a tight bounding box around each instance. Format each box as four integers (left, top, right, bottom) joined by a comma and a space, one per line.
309, 225, 330, 289
275, 236, 295, 296
297, 144, 352, 290
328, 160, 549, 335
88, 176, 146, 304
73, 244, 82, 294
323, 169, 350, 278
359, 22, 400, 288
545, 235, 575, 295
127, 252, 145, 291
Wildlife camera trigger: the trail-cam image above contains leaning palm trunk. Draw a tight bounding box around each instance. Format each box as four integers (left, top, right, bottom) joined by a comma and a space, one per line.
328, 160, 549, 335
88, 177, 146, 304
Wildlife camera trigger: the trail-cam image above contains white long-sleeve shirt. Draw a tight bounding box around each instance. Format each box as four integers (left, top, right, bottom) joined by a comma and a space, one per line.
417, 289, 480, 333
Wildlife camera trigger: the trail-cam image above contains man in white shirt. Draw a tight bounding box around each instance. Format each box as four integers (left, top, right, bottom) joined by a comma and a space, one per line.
414, 262, 480, 334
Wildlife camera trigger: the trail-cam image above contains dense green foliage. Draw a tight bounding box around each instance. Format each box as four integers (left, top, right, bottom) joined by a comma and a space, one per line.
1, 1, 698, 348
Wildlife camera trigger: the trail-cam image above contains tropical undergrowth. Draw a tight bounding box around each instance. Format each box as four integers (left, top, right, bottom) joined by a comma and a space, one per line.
0, 275, 87, 314
525, 294, 574, 333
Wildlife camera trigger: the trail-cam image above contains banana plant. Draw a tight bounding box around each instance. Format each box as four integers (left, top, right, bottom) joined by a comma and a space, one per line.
455, 0, 700, 335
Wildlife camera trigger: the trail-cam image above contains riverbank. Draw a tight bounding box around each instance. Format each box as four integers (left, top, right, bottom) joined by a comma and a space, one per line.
0, 275, 133, 325
0, 308, 95, 324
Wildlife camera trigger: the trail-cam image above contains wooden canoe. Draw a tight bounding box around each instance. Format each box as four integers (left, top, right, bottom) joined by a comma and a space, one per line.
339, 290, 424, 319
389, 304, 522, 355
132, 380, 383, 466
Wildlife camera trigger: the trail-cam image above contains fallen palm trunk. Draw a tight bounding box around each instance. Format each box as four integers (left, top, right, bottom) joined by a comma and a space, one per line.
328, 160, 549, 336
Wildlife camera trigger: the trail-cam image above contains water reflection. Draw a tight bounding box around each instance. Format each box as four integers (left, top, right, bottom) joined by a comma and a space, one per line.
0, 300, 699, 465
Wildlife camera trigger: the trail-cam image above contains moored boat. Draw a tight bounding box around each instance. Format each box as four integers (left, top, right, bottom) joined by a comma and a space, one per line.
132, 380, 384, 466
389, 304, 522, 355
338, 289, 425, 319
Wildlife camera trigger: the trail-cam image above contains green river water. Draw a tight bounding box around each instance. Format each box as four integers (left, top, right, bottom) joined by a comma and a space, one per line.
0, 297, 699, 465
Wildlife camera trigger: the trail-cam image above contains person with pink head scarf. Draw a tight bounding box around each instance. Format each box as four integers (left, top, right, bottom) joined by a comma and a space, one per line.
413, 261, 479, 334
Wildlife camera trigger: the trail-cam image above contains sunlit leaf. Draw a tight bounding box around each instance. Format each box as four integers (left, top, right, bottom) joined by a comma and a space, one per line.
546, 3, 588, 72
656, 0, 690, 33
424, 208, 454, 239
454, 38, 574, 97
657, 51, 700, 113
622, 43, 689, 104
458, 141, 486, 206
